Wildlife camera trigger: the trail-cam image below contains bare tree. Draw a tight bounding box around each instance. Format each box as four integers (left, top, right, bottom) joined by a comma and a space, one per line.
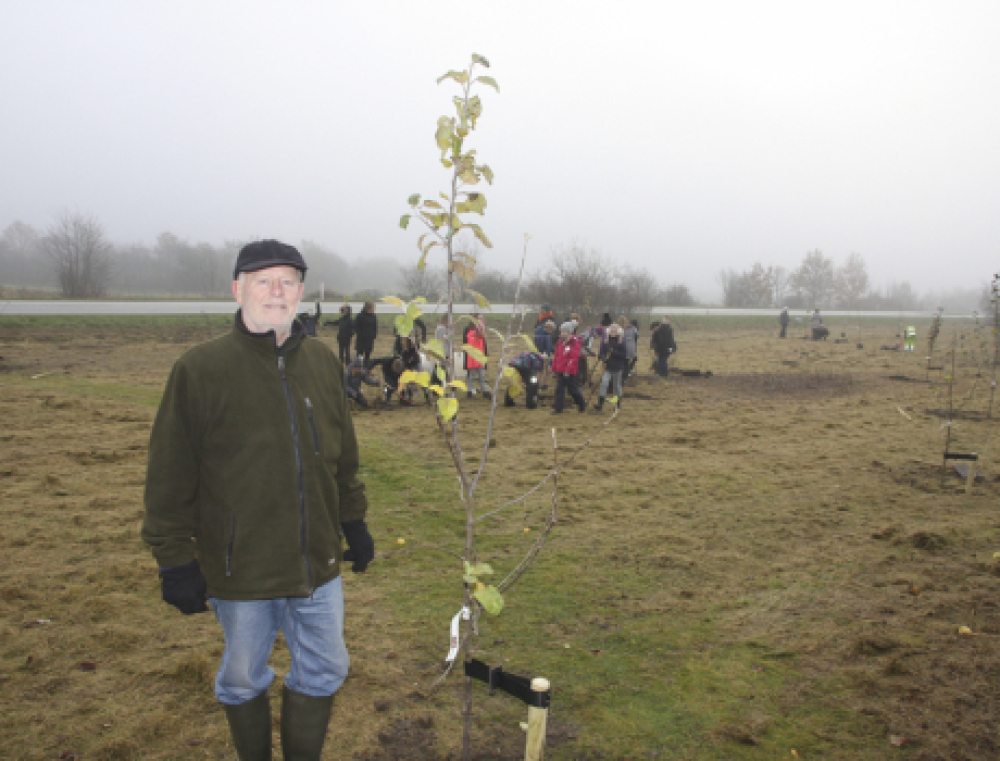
835, 252, 870, 309
771, 265, 789, 307
469, 268, 518, 302
529, 242, 617, 316
661, 283, 695, 306
399, 262, 446, 300
617, 265, 659, 315
1, 220, 46, 289
43, 212, 113, 298
789, 249, 836, 308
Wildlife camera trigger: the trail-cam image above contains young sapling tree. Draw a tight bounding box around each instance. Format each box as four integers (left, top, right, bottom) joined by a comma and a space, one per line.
389, 54, 621, 759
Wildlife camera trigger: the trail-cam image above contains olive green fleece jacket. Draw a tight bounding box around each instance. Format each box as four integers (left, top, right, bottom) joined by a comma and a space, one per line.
141, 317, 367, 600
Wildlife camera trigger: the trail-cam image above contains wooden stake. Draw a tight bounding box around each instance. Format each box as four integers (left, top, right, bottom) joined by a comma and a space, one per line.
524, 678, 550, 761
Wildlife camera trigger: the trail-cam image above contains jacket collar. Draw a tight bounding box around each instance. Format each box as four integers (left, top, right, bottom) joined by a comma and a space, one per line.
233, 309, 305, 356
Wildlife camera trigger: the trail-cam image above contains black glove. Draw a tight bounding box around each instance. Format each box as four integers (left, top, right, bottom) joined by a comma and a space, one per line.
341, 520, 375, 573
159, 560, 208, 615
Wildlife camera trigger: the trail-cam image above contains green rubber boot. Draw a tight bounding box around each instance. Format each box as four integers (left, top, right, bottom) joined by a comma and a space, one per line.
280, 685, 334, 761
223, 690, 272, 761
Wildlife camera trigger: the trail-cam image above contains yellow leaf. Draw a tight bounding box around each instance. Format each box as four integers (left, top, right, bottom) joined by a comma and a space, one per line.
462, 344, 487, 365
519, 333, 539, 353
438, 397, 459, 422
399, 370, 430, 388
447, 380, 468, 392
464, 289, 491, 310
380, 295, 405, 309
423, 339, 446, 361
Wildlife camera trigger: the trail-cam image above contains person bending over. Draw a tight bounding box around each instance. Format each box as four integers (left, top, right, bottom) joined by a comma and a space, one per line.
503, 351, 545, 409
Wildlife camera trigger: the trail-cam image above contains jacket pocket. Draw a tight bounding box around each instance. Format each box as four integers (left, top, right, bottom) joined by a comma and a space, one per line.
225, 514, 237, 577
305, 398, 321, 455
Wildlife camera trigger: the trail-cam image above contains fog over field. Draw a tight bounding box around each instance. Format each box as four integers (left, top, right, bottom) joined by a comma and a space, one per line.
1, 2, 998, 303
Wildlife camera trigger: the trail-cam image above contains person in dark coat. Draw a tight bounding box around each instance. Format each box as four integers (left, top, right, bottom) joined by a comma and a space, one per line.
325, 305, 354, 364
779, 307, 789, 339
354, 302, 378, 366
595, 324, 627, 411
142, 241, 372, 760
534, 319, 557, 390
297, 301, 322, 337
651, 316, 677, 378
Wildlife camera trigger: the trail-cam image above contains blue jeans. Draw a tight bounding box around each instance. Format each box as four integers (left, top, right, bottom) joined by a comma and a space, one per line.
209, 577, 349, 705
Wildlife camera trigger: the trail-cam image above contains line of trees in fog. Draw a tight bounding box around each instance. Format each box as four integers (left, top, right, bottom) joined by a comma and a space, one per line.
2, 215, 986, 313
718, 249, 984, 312
398, 242, 693, 317
0, 214, 403, 299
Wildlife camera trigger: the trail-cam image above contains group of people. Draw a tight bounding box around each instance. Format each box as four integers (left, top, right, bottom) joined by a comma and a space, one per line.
344, 313, 491, 410
342, 303, 680, 415
511, 306, 677, 413
778, 307, 830, 340
324, 302, 381, 365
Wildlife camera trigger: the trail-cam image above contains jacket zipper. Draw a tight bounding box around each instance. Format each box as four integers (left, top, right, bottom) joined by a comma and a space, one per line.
225, 514, 237, 577
305, 397, 321, 455
278, 355, 314, 594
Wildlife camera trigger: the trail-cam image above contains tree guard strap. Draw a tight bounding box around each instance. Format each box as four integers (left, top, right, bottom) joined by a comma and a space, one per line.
945, 452, 979, 461
465, 659, 551, 708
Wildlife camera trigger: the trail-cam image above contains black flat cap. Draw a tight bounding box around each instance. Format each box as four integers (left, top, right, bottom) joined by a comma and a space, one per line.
233, 240, 307, 279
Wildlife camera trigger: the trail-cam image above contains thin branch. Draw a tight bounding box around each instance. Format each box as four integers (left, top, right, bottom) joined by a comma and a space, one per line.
472, 235, 532, 491
497, 427, 560, 593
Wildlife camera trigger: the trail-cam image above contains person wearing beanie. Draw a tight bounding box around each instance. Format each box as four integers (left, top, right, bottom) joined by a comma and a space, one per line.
537, 302, 555, 327
142, 239, 374, 760
551, 322, 587, 413
595, 323, 627, 411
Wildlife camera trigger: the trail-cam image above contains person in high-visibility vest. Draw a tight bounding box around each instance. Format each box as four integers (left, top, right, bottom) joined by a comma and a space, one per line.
904, 325, 917, 352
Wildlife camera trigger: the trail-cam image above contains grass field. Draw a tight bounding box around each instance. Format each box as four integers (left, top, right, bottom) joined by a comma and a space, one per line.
2, 313, 999, 760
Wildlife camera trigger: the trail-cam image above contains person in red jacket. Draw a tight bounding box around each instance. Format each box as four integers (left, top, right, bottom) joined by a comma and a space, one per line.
462, 316, 491, 399
551, 322, 587, 413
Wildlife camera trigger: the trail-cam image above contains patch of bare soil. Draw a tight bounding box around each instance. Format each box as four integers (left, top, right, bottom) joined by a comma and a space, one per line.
707, 371, 860, 397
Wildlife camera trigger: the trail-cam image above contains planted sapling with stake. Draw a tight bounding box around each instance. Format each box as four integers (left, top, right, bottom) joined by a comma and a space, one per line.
389, 54, 620, 760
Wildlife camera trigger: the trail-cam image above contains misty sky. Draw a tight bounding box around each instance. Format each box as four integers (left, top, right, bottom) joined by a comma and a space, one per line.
2, 1, 997, 301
